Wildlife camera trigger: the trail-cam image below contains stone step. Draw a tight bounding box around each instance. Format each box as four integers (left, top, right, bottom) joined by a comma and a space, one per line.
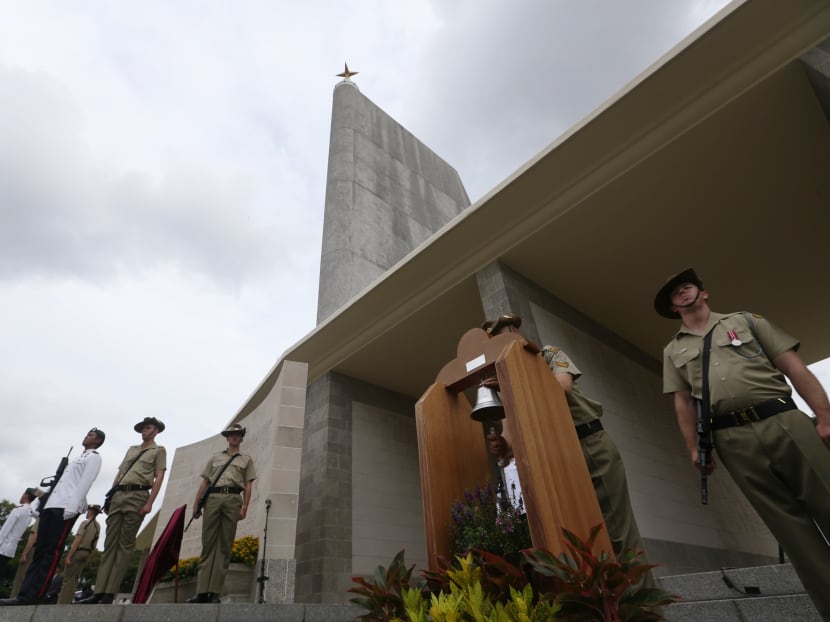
658, 563, 823, 622
0, 602, 362, 621
664, 593, 821, 622
658, 562, 806, 602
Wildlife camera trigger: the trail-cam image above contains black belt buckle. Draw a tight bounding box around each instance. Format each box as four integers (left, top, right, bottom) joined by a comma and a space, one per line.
213, 486, 240, 494
739, 406, 759, 425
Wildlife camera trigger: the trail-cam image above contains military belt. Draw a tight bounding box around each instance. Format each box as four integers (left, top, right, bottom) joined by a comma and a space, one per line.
575, 419, 603, 439
115, 484, 152, 492
711, 397, 796, 430
209, 486, 243, 494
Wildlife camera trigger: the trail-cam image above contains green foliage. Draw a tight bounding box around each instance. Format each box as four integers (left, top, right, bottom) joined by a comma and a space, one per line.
0, 499, 15, 527
348, 549, 419, 622
163, 556, 201, 581
451, 486, 531, 565
349, 527, 679, 622
523, 525, 677, 621
402, 553, 560, 622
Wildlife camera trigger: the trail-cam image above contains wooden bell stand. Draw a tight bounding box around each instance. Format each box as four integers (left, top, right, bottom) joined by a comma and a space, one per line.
415, 328, 613, 570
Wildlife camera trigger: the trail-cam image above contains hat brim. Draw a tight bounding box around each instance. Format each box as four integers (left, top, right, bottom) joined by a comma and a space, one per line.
654, 269, 703, 319
134, 418, 165, 433
221, 429, 246, 437
482, 314, 522, 335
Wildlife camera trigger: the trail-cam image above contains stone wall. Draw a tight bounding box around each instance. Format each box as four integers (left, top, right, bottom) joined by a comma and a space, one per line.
150, 360, 308, 603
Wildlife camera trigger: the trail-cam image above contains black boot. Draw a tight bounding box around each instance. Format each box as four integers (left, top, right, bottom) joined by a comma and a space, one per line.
207, 593, 221, 603
76, 592, 114, 604
186, 593, 211, 603
0, 595, 38, 606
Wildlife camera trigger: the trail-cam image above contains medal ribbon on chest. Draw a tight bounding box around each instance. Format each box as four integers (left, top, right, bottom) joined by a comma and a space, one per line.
727, 330, 742, 347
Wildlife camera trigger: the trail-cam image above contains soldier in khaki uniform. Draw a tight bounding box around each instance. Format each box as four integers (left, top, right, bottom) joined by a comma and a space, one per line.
57, 504, 101, 604
187, 423, 256, 604
483, 314, 648, 561
10, 520, 37, 597
656, 268, 830, 621
78, 417, 167, 605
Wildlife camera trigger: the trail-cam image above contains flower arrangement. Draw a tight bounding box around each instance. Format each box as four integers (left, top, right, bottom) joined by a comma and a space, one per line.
230, 534, 259, 567
165, 556, 200, 580
450, 484, 531, 564
164, 535, 260, 581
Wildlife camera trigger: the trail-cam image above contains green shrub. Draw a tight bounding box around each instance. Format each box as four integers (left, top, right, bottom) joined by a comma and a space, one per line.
349, 526, 678, 622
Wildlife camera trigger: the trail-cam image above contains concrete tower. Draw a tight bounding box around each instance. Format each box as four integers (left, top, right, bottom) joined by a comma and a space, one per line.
316, 77, 470, 324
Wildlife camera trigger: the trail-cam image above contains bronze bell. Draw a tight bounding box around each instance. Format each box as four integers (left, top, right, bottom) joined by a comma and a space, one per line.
470, 383, 505, 423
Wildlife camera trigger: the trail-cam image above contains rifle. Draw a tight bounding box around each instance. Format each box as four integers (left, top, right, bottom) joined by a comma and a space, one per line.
184, 484, 211, 533
695, 400, 712, 505
38, 446, 73, 510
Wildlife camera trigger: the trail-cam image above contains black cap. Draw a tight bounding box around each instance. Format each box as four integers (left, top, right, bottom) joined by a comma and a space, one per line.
89, 427, 106, 446
654, 268, 704, 319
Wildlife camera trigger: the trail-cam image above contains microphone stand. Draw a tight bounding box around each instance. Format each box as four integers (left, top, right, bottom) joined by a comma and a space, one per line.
257, 499, 271, 604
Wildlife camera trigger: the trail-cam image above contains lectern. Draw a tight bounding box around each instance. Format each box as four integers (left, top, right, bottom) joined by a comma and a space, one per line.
415, 328, 613, 570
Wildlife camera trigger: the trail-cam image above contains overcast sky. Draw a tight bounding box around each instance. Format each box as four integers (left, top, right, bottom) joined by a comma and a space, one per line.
6, 0, 826, 541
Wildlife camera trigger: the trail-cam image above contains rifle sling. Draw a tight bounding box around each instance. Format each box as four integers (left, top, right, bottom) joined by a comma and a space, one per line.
201, 453, 241, 507
111, 448, 153, 491
700, 329, 714, 449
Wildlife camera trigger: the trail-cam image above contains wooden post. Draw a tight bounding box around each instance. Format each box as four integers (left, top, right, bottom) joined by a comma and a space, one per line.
414, 384, 490, 570
496, 340, 612, 555
415, 328, 612, 569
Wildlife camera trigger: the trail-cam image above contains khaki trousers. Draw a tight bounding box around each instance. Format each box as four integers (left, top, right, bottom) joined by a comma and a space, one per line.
580, 429, 646, 558
95, 490, 147, 594
197, 493, 242, 594
57, 551, 90, 604
715, 409, 830, 621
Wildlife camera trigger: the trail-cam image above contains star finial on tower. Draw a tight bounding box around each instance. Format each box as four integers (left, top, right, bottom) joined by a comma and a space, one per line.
336, 63, 359, 81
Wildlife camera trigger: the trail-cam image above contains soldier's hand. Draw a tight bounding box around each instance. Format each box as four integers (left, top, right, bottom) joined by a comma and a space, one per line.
140, 502, 153, 515
65, 555, 72, 566
815, 418, 830, 449
486, 433, 509, 457
691, 448, 716, 474
193, 509, 202, 520
238, 505, 248, 521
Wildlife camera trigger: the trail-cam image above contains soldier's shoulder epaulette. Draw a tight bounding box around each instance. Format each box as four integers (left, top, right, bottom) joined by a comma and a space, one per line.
542, 345, 559, 354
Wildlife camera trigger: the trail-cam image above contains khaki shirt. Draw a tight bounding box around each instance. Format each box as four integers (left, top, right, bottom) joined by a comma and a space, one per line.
118, 443, 167, 486
662, 311, 798, 414
201, 450, 256, 488
542, 346, 603, 426
75, 517, 100, 552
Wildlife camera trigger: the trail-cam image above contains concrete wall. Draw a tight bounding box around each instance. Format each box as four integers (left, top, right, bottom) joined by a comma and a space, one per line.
352, 402, 426, 575
150, 360, 308, 603
316, 80, 470, 324
294, 372, 417, 603
476, 261, 778, 575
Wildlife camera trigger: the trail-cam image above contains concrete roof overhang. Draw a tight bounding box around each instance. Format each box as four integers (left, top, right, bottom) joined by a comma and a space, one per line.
235, 0, 830, 418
